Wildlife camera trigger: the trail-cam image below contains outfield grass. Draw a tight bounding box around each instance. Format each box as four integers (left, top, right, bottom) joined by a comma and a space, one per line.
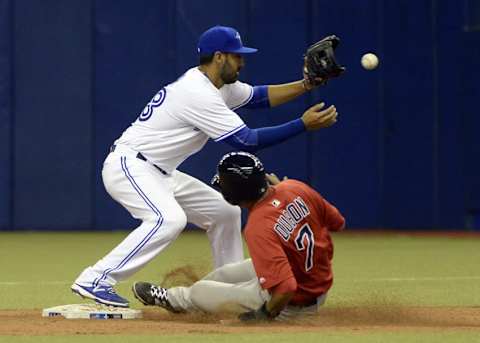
332, 232, 480, 307
0, 231, 213, 309
0, 230, 479, 342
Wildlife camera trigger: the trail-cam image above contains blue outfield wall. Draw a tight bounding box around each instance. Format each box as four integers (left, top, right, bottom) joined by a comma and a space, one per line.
0, 0, 479, 230
93, 0, 177, 230
12, 0, 93, 230
309, 0, 381, 228
0, 0, 12, 229
381, 1, 437, 229
462, 30, 480, 227
436, 1, 468, 228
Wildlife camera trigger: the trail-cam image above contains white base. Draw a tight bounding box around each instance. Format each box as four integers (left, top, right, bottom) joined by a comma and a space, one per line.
42, 303, 142, 320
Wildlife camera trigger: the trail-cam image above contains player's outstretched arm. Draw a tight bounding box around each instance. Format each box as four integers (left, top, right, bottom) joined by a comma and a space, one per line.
265, 57, 333, 107
241, 82, 308, 110
267, 80, 309, 107
220, 102, 338, 153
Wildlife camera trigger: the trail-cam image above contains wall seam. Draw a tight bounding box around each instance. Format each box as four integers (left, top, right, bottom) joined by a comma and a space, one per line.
9, 0, 15, 231
172, 0, 178, 78
377, 0, 385, 228
431, 0, 440, 228
306, 0, 313, 184
90, 0, 96, 230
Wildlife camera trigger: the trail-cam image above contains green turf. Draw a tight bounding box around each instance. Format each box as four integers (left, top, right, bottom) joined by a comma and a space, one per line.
331, 233, 480, 307
1, 230, 480, 342
1, 231, 479, 309
0, 231, 214, 309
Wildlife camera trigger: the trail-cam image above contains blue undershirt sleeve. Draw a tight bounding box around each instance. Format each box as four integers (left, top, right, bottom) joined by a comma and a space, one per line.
220, 118, 306, 153
243, 85, 270, 109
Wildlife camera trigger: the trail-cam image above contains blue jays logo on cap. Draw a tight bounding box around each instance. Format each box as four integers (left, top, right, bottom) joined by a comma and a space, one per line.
197, 25, 258, 54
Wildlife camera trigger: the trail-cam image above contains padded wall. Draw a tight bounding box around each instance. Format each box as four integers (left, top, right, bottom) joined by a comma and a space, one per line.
13, 0, 92, 229
1, 0, 479, 230
0, 0, 12, 229
309, 0, 381, 227
93, 0, 176, 229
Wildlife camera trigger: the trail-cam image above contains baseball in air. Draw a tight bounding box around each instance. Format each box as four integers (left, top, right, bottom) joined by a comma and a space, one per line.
361, 53, 379, 70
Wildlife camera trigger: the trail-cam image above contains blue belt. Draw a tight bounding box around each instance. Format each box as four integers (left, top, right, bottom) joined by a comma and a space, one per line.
110, 145, 167, 175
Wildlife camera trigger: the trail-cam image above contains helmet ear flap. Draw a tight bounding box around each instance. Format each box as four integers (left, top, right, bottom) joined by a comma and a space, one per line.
218, 171, 266, 206
210, 174, 220, 188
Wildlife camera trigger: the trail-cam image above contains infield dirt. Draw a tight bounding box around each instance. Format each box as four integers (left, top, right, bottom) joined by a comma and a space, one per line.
1, 306, 479, 336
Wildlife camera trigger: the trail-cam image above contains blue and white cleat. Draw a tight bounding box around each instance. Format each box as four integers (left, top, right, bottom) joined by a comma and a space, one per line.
71, 283, 129, 308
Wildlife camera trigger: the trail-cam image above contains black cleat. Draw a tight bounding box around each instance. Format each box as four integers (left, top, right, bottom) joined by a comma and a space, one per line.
132, 282, 182, 313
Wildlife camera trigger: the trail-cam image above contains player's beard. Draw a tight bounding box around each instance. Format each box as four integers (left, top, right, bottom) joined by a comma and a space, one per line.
220, 60, 239, 84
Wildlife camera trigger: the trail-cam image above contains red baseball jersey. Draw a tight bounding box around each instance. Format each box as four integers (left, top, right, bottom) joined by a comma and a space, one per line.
244, 179, 345, 306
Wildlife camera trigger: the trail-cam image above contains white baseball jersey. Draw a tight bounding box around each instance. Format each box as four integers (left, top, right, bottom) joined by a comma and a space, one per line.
115, 67, 254, 173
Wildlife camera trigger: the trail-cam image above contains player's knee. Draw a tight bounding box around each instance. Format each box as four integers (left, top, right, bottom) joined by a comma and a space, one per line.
161, 209, 187, 239
190, 281, 218, 313
142, 211, 164, 226
170, 211, 188, 232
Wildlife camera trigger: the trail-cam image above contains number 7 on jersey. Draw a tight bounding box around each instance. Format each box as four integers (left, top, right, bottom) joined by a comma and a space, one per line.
294, 223, 314, 272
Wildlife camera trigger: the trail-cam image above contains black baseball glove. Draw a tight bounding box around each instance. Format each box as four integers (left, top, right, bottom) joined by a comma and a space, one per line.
303, 35, 346, 87
238, 302, 276, 322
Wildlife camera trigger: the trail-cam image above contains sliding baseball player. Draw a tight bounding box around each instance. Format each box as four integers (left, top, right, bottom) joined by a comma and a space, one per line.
133, 152, 345, 321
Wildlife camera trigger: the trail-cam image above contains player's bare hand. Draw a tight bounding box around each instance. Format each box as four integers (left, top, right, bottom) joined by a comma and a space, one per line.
301, 102, 338, 130
266, 173, 288, 185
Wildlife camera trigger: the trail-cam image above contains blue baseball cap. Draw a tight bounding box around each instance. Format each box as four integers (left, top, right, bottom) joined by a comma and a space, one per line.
197, 26, 258, 54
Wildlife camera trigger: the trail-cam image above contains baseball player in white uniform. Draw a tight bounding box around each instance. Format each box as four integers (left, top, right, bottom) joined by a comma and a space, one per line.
71, 25, 338, 307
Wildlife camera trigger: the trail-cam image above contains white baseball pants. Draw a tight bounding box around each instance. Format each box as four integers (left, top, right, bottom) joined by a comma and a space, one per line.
168, 259, 326, 320
74, 145, 244, 288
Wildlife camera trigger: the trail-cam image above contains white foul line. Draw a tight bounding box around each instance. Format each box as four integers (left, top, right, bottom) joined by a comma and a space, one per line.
0, 281, 128, 286
335, 276, 480, 282
1, 277, 480, 286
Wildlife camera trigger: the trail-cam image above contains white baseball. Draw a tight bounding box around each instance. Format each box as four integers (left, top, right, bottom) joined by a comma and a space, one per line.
361, 53, 379, 70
